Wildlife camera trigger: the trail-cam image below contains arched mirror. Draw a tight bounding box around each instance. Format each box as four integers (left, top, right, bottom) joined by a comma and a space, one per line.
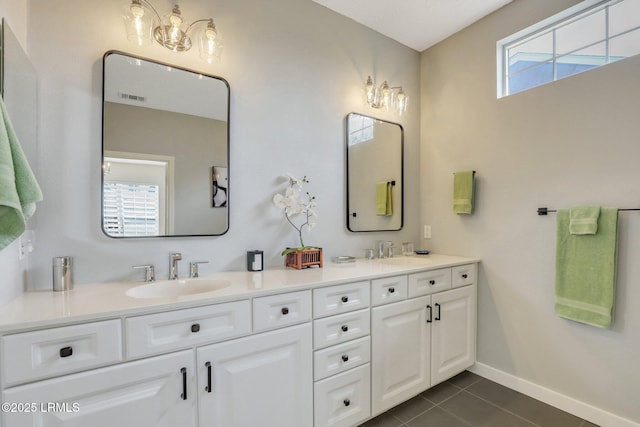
102, 51, 229, 238
346, 112, 403, 232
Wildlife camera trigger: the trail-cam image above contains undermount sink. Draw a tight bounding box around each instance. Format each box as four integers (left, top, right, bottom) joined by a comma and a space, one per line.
126, 278, 232, 299
379, 256, 432, 266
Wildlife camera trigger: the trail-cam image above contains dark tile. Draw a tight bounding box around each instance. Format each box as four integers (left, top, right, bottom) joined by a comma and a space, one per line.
419, 380, 461, 404
467, 379, 583, 427
440, 391, 537, 427
580, 422, 600, 427
447, 370, 483, 389
407, 407, 472, 427
358, 410, 404, 427
389, 395, 434, 422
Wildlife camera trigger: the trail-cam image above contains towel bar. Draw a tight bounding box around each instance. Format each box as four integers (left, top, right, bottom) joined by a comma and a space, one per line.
537, 207, 640, 215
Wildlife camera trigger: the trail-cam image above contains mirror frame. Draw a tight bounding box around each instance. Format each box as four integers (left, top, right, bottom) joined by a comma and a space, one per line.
345, 112, 404, 232
101, 50, 230, 238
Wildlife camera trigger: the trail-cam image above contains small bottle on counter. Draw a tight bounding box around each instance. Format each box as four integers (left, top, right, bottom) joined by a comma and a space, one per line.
53, 256, 73, 291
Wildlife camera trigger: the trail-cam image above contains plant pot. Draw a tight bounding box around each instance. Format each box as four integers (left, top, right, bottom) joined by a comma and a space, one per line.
285, 248, 323, 270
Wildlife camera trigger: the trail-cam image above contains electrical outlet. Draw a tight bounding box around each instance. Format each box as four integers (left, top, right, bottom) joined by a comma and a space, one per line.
424, 225, 432, 239
18, 230, 35, 260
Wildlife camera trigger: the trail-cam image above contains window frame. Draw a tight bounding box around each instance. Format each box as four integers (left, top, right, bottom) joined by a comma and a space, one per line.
497, 0, 637, 98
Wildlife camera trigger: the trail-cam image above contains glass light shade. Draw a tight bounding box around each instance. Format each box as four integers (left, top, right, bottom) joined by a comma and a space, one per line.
197, 20, 223, 63
123, 0, 154, 46
395, 91, 408, 115
380, 81, 391, 111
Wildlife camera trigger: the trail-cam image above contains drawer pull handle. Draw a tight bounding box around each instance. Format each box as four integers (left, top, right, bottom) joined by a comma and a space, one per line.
342, 354, 349, 362
341, 325, 349, 332
59, 346, 73, 358
341, 296, 349, 303
181, 367, 187, 400
462, 273, 468, 279
281, 307, 289, 315
343, 399, 351, 407
429, 280, 436, 285
205, 362, 212, 393
388, 287, 395, 294
191, 323, 201, 333
427, 305, 433, 323
435, 303, 441, 321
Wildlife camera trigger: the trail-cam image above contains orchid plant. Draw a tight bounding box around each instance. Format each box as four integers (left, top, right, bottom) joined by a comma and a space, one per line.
273, 174, 318, 255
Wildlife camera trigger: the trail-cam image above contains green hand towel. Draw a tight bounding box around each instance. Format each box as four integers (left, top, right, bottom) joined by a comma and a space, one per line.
453, 171, 474, 214
569, 206, 600, 235
555, 207, 618, 328
0, 95, 43, 250
376, 181, 393, 216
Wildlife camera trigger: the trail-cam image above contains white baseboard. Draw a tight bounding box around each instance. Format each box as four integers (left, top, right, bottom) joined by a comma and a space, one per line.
469, 363, 640, 427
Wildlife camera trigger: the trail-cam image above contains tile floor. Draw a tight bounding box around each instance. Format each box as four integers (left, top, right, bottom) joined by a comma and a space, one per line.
358, 371, 600, 427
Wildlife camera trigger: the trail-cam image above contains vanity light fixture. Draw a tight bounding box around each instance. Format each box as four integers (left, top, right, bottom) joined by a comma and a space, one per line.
122, 0, 223, 63
364, 76, 408, 115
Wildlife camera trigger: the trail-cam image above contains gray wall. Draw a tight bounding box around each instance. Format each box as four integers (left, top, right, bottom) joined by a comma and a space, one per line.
26, 0, 421, 285
421, 0, 640, 422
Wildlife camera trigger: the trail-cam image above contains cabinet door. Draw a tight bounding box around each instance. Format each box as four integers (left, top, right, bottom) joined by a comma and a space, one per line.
371, 296, 431, 416
2, 350, 196, 427
197, 323, 312, 427
431, 285, 476, 385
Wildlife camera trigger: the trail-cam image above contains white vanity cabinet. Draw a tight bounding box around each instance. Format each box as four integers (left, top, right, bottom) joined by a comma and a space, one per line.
197, 323, 312, 427
2, 350, 196, 427
371, 266, 477, 416
0, 257, 478, 427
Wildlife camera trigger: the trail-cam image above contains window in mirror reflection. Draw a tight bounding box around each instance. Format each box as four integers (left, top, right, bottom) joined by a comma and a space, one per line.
348, 114, 375, 145
103, 153, 174, 236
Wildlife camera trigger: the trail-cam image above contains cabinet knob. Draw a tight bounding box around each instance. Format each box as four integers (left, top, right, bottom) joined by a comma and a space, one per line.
191, 323, 201, 333
462, 273, 468, 279
341, 296, 349, 303
388, 287, 395, 294
343, 399, 351, 407
281, 307, 289, 315
342, 354, 349, 362
429, 280, 436, 285
341, 325, 349, 332
59, 346, 73, 358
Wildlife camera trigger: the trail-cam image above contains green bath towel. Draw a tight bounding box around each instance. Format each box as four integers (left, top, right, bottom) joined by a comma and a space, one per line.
555, 207, 618, 328
0, 96, 42, 250
453, 171, 474, 214
376, 181, 393, 216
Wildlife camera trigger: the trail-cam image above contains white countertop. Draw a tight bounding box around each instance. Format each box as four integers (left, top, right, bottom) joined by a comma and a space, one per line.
0, 254, 478, 333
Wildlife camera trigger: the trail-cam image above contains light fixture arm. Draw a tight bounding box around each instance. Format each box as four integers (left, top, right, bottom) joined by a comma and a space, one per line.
185, 18, 214, 35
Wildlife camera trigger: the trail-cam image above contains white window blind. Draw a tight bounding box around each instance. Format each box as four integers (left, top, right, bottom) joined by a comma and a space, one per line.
103, 182, 160, 236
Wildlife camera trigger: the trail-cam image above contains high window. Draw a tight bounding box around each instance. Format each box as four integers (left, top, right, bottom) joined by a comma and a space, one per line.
498, 0, 640, 97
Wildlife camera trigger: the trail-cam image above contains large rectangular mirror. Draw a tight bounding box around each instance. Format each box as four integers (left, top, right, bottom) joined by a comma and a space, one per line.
102, 51, 229, 237
346, 112, 403, 232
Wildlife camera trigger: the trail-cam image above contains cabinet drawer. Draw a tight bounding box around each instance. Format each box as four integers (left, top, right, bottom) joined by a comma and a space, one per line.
313, 281, 370, 318
314, 364, 371, 427
1, 319, 122, 387
126, 300, 251, 359
253, 290, 312, 332
314, 309, 370, 349
371, 276, 407, 306
452, 264, 476, 288
314, 336, 370, 381
408, 268, 451, 297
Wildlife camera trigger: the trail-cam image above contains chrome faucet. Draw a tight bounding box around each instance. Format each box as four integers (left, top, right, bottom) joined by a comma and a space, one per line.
169, 253, 182, 280
377, 241, 394, 258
